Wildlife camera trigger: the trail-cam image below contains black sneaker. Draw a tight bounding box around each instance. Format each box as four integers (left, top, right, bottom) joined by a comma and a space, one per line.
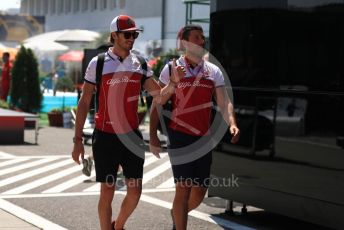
112, 220, 125, 230
170, 209, 176, 230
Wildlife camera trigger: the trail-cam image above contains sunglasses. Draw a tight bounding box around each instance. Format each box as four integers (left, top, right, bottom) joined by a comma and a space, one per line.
117, 31, 139, 39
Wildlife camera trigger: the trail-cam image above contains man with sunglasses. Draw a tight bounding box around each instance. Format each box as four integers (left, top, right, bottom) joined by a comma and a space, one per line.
149, 25, 240, 230
72, 15, 162, 230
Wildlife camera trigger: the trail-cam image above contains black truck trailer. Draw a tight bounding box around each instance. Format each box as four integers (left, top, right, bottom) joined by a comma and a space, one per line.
208, 1, 344, 229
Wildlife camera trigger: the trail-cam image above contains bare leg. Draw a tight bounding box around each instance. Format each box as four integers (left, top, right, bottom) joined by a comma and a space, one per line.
188, 186, 207, 212
173, 182, 192, 230
98, 183, 115, 230
114, 178, 142, 229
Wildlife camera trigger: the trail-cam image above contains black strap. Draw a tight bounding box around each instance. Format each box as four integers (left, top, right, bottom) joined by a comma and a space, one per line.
168, 62, 172, 77
136, 55, 148, 86
136, 55, 148, 106
95, 52, 105, 112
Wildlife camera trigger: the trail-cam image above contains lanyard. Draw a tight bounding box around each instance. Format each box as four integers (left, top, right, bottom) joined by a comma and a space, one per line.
184, 57, 203, 77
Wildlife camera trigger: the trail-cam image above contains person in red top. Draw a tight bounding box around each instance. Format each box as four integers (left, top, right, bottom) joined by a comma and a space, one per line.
1, 52, 11, 101
150, 25, 240, 230
71, 15, 180, 230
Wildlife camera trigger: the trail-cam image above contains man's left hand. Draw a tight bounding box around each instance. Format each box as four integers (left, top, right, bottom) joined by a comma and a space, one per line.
230, 125, 240, 144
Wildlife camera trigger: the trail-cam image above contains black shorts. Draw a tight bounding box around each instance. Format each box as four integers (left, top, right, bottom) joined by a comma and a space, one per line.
167, 129, 212, 187
92, 129, 145, 184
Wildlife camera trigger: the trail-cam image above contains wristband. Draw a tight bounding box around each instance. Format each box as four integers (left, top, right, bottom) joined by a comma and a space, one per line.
73, 136, 83, 143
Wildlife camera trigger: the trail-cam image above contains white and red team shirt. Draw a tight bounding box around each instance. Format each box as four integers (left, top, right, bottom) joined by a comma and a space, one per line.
159, 56, 225, 136
84, 48, 153, 134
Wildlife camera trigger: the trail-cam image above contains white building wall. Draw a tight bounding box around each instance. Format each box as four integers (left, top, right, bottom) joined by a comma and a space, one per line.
20, 0, 210, 52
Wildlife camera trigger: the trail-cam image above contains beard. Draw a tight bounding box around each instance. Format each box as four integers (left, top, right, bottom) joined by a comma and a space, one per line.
119, 41, 134, 51
188, 45, 206, 58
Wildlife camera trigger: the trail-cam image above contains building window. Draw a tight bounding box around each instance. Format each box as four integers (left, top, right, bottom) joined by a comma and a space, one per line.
73, 0, 80, 12
57, 0, 64, 14
29, 0, 34, 14
42, 0, 48, 14
100, 0, 107, 10
35, 0, 41, 15
64, 0, 71, 13
20, 0, 28, 14
89, 0, 97, 11
50, 0, 56, 14
81, 0, 88, 11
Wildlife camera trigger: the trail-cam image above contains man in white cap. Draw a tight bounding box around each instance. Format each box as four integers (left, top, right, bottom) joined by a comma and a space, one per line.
71, 15, 180, 230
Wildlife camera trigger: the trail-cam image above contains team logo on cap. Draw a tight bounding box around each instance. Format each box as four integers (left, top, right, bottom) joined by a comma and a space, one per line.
126, 18, 134, 27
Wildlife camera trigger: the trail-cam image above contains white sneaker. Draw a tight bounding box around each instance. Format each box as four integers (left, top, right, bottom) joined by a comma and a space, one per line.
82, 157, 93, 177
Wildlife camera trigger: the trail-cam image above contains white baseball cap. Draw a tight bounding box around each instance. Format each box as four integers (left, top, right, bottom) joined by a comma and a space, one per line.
110, 15, 143, 32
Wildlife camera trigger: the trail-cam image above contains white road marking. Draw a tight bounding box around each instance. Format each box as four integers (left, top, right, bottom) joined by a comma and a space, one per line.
0, 154, 260, 229
0, 192, 100, 199
141, 188, 175, 193
144, 155, 159, 167
0, 151, 15, 158
0, 155, 71, 159
0, 191, 259, 229
83, 182, 100, 192
2, 164, 81, 194
142, 161, 171, 185
0, 157, 58, 176
0, 158, 30, 168
139, 194, 257, 230
118, 160, 172, 191
43, 170, 96, 193
84, 157, 171, 192
0, 198, 67, 230
156, 177, 175, 189
0, 159, 75, 188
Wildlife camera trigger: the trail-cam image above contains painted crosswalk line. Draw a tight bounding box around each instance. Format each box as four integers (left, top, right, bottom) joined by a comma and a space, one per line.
0, 153, 174, 195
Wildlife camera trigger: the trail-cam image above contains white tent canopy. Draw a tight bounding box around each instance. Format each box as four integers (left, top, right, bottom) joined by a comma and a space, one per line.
23, 29, 100, 43
23, 31, 67, 43
55, 29, 100, 42
22, 40, 69, 52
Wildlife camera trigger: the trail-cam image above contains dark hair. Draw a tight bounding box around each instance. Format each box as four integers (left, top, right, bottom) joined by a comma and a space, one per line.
179, 25, 203, 40
3, 52, 10, 57
177, 24, 203, 50
109, 33, 114, 44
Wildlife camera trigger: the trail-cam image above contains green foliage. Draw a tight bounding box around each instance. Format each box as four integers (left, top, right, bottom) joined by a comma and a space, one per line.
49, 106, 72, 113
39, 113, 49, 127
152, 49, 180, 77
55, 76, 75, 92
137, 104, 147, 113
10, 46, 27, 110
0, 100, 9, 109
26, 49, 42, 112
10, 46, 42, 113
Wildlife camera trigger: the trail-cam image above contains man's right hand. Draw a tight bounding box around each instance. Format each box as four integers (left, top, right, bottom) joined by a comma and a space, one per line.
149, 135, 161, 159
170, 58, 185, 84
72, 142, 85, 165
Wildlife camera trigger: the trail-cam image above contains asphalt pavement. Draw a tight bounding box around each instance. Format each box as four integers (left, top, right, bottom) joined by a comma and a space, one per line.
0, 125, 333, 230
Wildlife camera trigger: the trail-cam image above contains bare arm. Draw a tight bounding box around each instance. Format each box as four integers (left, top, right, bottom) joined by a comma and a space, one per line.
215, 86, 240, 144
72, 82, 95, 164
146, 59, 185, 156
143, 78, 163, 158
